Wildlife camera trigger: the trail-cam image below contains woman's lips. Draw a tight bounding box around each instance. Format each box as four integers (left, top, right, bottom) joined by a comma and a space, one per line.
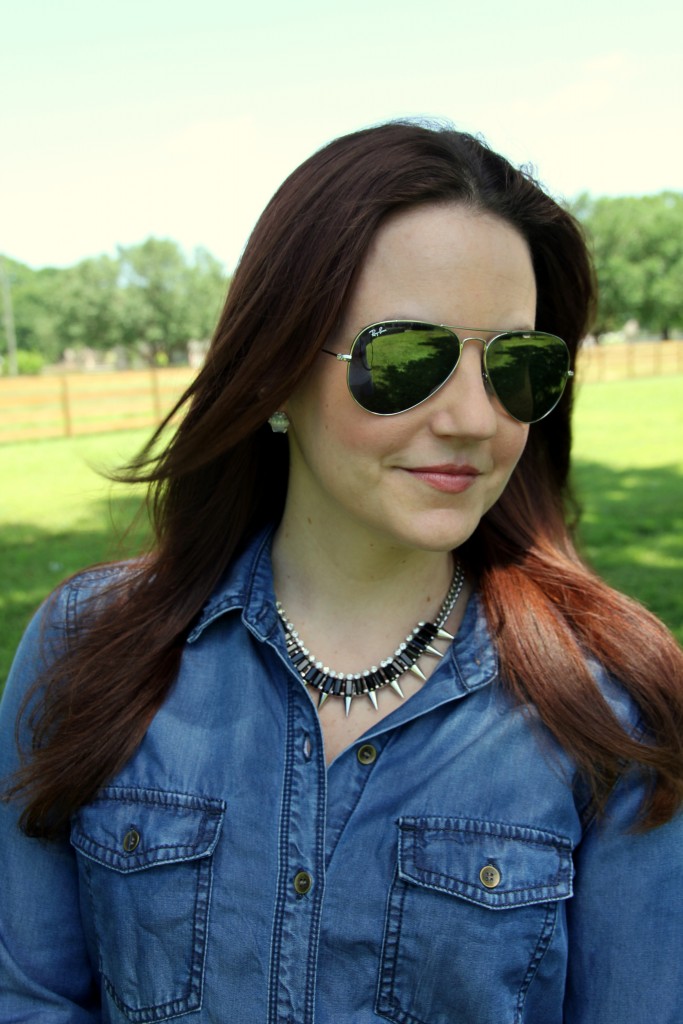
403, 464, 481, 494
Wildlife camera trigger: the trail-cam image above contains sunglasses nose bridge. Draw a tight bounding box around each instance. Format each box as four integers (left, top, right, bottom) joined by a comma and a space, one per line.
460, 335, 487, 351
444, 334, 492, 396
459, 335, 488, 376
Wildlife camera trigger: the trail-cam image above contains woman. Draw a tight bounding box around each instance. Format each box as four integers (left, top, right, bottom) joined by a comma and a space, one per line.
1, 121, 682, 1023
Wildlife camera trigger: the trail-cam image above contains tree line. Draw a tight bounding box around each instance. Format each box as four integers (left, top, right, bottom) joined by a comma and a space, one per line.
2, 192, 682, 374
572, 192, 683, 340
1, 239, 229, 374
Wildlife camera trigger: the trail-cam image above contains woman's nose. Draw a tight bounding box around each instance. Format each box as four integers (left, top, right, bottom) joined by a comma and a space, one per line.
427, 340, 499, 439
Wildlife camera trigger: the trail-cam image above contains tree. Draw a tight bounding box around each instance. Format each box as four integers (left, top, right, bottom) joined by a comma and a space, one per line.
186, 246, 229, 342
55, 255, 123, 352
628, 194, 683, 340
117, 239, 229, 364
117, 239, 192, 364
574, 192, 683, 339
1, 242, 230, 368
2, 259, 65, 363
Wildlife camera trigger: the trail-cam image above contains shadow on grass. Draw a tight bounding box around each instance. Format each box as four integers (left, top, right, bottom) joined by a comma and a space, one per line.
572, 459, 683, 642
1, 493, 151, 688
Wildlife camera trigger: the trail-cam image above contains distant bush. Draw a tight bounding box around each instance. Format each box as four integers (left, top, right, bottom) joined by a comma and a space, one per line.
15, 352, 47, 376
1, 350, 46, 376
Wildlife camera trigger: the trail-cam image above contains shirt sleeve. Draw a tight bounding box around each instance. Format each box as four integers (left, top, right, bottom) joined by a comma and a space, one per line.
0, 592, 101, 1023
563, 768, 683, 1022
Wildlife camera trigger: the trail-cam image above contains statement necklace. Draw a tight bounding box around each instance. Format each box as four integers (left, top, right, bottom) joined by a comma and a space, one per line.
276, 563, 465, 716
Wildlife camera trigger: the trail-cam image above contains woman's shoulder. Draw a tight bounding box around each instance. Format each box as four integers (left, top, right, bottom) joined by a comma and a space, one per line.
584, 654, 644, 734
468, 591, 646, 738
1, 562, 142, 714
49, 559, 146, 622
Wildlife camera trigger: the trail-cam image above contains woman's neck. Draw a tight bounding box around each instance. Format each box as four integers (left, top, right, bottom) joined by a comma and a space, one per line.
271, 511, 458, 677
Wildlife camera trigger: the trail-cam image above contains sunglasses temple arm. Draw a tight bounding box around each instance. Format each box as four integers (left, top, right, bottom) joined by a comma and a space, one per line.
320, 348, 352, 362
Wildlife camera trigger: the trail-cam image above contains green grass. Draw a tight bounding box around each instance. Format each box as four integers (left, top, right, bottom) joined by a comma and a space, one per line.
571, 375, 683, 639
0, 430, 152, 686
1, 374, 681, 689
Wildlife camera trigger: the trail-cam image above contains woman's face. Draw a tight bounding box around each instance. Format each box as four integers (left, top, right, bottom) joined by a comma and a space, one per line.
283, 202, 536, 556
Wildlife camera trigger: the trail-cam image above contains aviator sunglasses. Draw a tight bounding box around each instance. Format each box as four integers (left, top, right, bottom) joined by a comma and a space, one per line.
321, 320, 573, 423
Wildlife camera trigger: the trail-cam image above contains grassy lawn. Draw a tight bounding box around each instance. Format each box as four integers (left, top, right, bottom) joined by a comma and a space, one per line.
0, 430, 152, 687
571, 375, 683, 635
1, 374, 681, 689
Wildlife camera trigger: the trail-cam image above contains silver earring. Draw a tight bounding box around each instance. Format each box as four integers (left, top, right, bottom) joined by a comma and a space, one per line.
268, 411, 290, 434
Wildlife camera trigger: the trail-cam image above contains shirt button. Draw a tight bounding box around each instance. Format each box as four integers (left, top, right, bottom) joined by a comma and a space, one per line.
122, 829, 140, 853
357, 744, 377, 765
480, 864, 501, 888
293, 871, 313, 895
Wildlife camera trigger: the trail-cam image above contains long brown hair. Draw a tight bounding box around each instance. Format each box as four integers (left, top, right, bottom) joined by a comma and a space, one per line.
7, 120, 683, 836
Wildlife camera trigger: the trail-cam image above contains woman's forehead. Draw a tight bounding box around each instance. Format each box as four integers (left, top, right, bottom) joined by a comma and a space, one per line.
341, 203, 537, 335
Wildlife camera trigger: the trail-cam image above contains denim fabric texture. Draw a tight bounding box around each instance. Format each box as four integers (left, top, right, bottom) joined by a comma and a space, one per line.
1, 527, 681, 1023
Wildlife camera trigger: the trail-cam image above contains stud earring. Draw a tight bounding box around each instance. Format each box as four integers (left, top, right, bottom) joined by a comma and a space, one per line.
268, 411, 290, 434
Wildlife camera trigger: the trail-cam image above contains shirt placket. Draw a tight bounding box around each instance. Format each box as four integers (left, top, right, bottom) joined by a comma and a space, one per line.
268, 679, 326, 1024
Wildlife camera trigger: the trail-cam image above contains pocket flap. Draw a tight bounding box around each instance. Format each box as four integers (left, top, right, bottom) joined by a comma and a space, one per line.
397, 816, 572, 909
71, 786, 225, 873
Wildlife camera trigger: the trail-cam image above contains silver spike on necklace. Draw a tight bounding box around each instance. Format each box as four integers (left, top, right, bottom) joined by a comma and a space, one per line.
276, 563, 465, 717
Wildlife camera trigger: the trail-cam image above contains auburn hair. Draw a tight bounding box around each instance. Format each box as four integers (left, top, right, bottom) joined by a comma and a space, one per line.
6, 120, 683, 837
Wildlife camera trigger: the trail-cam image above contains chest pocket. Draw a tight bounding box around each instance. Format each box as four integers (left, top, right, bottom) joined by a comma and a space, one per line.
377, 816, 573, 1024
71, 786, 225, 1023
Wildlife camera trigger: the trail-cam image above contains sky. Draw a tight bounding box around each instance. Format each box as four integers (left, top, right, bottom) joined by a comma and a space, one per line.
2, 0, 682, 273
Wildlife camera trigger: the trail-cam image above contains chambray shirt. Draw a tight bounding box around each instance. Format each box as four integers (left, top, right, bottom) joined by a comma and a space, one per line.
1, 528, 682, 1024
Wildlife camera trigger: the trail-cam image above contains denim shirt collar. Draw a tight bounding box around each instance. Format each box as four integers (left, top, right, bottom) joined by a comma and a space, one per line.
187, 527, 281, 645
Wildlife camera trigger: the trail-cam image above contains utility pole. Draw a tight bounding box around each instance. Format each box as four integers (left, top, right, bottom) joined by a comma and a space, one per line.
0, 255, 19, 376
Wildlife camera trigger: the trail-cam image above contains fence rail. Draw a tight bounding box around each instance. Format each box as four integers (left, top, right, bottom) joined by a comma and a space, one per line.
0, 342, 682, 444
0, 367, 194, 443
578, 340, 683, 383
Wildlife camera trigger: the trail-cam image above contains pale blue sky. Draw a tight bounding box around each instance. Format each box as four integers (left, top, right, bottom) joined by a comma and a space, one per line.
2, 0, 681, 271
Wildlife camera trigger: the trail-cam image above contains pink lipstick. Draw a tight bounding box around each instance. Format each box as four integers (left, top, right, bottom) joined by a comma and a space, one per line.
403, 463, 481, 494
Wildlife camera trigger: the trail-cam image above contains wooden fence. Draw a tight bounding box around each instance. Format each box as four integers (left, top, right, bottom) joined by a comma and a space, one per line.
0, 342, 682, 444
578, 339, 683, 383
0, 367, 194, 443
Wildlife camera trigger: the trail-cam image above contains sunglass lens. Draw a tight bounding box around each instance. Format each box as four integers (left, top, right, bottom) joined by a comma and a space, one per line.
349, 323, 458, 414
485, 332, 570, 423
